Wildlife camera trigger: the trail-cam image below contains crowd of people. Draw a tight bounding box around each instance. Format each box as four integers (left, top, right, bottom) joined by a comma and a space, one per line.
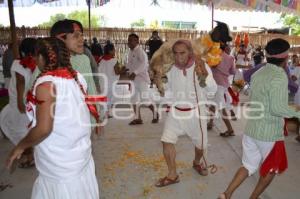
0, 19, 299, 199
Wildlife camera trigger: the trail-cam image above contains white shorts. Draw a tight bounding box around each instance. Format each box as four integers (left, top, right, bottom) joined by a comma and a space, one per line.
161, 108, 208, 149
242, 135, 275, 176
213, 85, 227, 110
224, 89, 233, 110
131, 81, 153, 105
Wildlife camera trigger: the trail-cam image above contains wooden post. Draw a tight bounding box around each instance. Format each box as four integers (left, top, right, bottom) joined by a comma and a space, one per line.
8, 0, 18, 59
88, 0, 91, 45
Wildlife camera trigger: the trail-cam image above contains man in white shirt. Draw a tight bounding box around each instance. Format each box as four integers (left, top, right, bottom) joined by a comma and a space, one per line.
126, 33, 158, 125
155, 39, 217, 187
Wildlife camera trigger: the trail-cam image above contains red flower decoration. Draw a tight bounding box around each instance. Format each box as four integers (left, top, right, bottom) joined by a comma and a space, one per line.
20, 56, 36, 73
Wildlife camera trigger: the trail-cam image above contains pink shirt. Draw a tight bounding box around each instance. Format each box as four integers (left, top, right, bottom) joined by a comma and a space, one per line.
211, 52, 236, 88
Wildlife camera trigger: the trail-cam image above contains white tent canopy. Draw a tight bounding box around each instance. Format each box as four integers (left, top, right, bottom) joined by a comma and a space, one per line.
170, 0, 300, 16
0, 0, 110, 7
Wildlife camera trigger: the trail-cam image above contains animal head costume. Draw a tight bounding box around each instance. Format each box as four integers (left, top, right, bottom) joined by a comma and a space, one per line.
150, 21, 232, 96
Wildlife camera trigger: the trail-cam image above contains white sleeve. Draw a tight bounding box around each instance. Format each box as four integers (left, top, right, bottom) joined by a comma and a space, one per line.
133, 48, 148, 75
204, 64, 217, 99
11, 60, 27, 77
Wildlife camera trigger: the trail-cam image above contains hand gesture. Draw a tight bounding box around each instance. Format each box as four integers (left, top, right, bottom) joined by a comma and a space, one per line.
195, 59, 208, 77
129, 73, 136, 80
6, 146, 24, 169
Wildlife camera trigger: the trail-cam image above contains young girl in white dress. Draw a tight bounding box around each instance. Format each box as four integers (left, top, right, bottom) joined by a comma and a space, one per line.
6, 38, 100, 199
0, 38, 37, 167
98, 41, 123, 118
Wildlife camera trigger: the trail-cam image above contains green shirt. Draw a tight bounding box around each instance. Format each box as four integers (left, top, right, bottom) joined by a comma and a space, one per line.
71, 54, 97, 95
71, 54, 104, 122
245, 63, 300, 142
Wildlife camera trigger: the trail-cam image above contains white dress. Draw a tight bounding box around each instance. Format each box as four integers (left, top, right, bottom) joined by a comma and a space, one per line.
27, 72, 99, 199
0, 60, 32, 145
98, 57, 119, 107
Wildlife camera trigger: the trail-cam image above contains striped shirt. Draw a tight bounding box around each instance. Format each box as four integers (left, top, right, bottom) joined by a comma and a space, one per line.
71, 54, 97, 95
245, 63, 300, 142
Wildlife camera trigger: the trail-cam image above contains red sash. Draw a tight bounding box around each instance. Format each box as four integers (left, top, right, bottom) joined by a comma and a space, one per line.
260, 141, 288, 177
227, 87, 239, 106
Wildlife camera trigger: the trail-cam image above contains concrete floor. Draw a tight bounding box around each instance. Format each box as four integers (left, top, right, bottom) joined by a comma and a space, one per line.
0, 102, 300, 199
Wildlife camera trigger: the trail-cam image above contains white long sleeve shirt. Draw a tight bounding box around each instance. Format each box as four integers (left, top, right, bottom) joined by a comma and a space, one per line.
125, 45, 150, 84
165, 63, 217, 109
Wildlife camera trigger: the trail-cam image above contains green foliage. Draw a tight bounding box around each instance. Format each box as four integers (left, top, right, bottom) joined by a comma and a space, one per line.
67, 10, 99, 28
130, 19, 145, 28
38, 11, 100, 28
38, 13, 66, 27
0, 24, 4, 28
280, 14, 300, 35
161, 21, 196, 30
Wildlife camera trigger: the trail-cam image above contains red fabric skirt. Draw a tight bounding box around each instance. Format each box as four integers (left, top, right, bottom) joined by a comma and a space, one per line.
227, 87, 239, 106
260, 141, 288, 177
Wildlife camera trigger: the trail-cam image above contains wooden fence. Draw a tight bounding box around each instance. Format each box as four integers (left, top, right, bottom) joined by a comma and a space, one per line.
1, 27, 300, 56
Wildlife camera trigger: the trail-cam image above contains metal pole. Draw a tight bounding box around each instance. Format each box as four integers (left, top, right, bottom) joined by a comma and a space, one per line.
211, 2, 214, 30
8, 0, 18, 59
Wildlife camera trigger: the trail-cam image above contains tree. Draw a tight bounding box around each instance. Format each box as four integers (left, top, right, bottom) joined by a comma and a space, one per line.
280, 14, 300, 35
38, 11, 100, 28
130, 19, 145, 28
67, 10, 100, 28
39, 13, 66, 27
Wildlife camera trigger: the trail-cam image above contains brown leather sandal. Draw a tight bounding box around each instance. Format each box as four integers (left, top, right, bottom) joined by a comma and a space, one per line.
129, 119, 143, 125
193, 162, 208, 176
155, 175, 180, 187
220, 130, 235, 137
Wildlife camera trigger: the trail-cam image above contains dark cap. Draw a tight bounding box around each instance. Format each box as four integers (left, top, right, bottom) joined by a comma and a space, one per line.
265, 38, 290, 56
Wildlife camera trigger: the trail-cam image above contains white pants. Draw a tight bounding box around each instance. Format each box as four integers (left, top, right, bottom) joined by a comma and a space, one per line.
224, 89, 233, 110
161, 107, 208, 149
242, 135, 275, 176
213, 85, 227, 110
131, 81, 153, 105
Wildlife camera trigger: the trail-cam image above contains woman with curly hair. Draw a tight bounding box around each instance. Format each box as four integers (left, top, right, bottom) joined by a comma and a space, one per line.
6, 37, 100, 199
